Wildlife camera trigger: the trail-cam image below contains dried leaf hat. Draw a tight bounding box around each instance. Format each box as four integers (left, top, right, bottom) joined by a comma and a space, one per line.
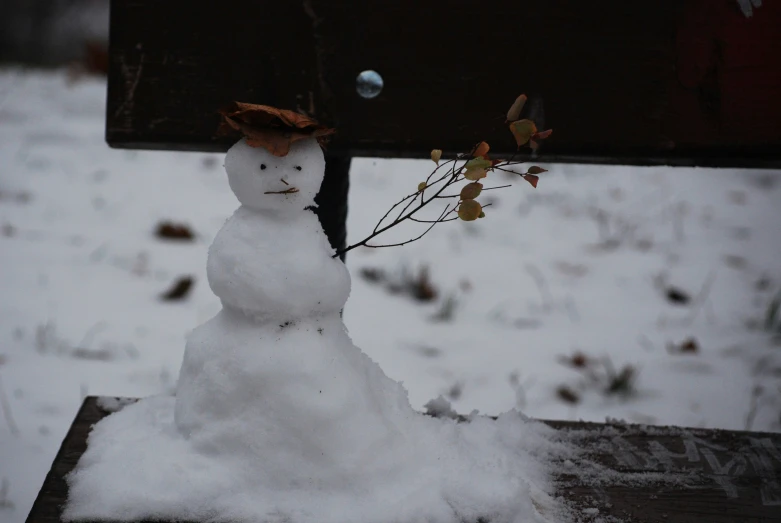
218, 102, 336, 157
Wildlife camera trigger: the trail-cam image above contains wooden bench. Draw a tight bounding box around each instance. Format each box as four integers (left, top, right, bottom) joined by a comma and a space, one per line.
26, 1, 781, 521
26, 397, 781, 522
105, 0, 781, 254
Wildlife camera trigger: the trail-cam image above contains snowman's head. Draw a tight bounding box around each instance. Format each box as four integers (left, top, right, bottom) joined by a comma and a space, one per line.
224, 138, 326, 213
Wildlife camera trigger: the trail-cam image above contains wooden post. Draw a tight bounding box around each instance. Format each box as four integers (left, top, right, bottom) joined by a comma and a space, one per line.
315, 155, 351, 260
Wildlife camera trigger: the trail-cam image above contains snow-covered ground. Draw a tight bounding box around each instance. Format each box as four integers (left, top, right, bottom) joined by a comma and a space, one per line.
1, 69, 780, 522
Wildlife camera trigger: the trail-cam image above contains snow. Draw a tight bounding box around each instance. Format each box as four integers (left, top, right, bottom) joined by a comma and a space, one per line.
64, 398, 563, 523
1, 68, 780, 522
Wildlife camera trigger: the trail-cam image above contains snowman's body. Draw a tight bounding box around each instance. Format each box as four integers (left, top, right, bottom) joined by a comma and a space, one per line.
64, 136, 558, 523
205, 206, 350, 321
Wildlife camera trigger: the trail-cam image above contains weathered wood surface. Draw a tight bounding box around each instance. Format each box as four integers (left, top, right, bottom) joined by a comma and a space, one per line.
26, 396, 781, 523
107, 0, 781, 168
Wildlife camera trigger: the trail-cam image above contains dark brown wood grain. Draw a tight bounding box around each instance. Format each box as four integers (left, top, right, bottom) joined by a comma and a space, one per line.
26, 397, 781, 523
107, 0, 781, 168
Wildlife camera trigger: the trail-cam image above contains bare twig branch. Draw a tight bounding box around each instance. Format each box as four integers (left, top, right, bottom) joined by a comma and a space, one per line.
435, 185, 512, 199
373, 191, 419, 234
364, 205, 452, 250
332, 138, 541, 258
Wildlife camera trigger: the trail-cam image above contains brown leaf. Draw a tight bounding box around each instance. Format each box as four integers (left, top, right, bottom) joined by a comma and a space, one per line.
532, 129, 553, 141
529, 129, 553, 152
667, 337, 700, 354
460, 182, 483, 200
160, 276, 195, 301
526, 166, 548, 175
155, 221, 195, 241
431, 149, 442, 164
666, 287, 690, 305
556, 385, 580, 404
521, 174, 539, 188
506, 94, 527, 122
458, 199, 482, 221
473, 141, 490, 158
218, 102, 336, 157
509, 119, 537, 148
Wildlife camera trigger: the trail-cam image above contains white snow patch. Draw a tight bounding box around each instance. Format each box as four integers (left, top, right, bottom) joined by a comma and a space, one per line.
94, 397, 137, 413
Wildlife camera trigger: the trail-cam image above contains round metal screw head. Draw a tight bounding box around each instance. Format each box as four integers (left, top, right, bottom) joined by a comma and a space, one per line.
356, 70, 383, 99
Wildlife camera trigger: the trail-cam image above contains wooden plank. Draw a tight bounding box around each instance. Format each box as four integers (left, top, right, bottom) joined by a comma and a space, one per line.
106, 0, 781, 168
26, 397, 781, 522
546, 419, 781, 522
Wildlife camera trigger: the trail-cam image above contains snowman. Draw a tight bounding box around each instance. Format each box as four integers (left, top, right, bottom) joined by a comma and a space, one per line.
174, 108, 419, 479
63, 104, 562, 523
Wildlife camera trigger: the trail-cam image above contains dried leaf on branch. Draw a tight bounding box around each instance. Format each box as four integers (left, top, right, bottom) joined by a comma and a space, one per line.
458, 200, 483, 221
460, 182, 483, 200
506, 94, 528, 122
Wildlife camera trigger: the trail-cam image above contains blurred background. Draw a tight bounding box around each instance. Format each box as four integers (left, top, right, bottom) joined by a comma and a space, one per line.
0, 0, 107, 67
1, 1, 780, 522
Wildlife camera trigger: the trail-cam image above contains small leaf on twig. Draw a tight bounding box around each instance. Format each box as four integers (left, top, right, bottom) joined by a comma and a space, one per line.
418, 182, 428, 191
529, 129, 553, 150
478, 211, 486, 218
527, 166, 548, 175
506, 94, 528, 122
464, 157, 491, 181
431, 149, 442, 165
464, 168, 487, 181
521, 174, 539, 188
460, 182, 483, 200
473, 141, 490, 158
458, 200, 482, 221
533, 129, 553, 141
465, 157, 492, 170
509, 119, 537, 148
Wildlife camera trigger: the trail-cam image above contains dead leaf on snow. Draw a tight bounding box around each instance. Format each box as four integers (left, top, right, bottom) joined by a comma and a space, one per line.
160, 276, 195, 301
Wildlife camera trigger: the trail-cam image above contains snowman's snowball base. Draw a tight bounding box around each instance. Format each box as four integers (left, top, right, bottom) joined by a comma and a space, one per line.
65, 315, 564, 523
63, 137, 567, 523
64, 394, 563, 523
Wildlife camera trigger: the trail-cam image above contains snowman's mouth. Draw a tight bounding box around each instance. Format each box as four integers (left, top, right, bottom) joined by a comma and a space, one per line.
264, 178, 299, 195
264, 187, 299, 195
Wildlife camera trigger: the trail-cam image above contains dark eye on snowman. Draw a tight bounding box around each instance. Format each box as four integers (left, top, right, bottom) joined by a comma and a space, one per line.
260, 164, 267, 170
295, 166, 302, 171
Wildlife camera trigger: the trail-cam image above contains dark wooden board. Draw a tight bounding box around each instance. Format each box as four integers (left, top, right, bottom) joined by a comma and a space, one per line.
26, 396, 781, 523
107, 0, 781, 168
